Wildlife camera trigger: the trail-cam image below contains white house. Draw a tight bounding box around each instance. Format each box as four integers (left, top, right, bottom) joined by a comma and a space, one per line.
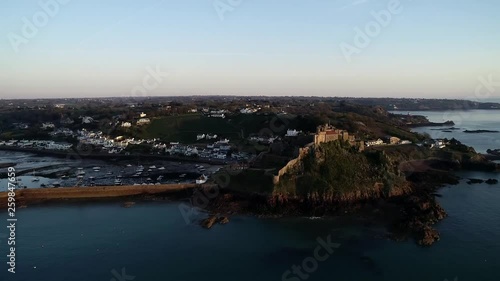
81, 116, 94, 124
136, 118, 151, 126
285, 129, 300, 137
366, 139, 384, 147
41, 122, 55, 129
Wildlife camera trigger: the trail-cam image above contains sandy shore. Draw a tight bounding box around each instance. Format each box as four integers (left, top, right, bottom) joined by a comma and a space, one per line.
0, 183, 213, 208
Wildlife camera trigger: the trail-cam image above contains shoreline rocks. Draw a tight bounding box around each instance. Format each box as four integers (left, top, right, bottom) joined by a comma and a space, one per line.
486, 179, 499, 185
201, 215, 230, 229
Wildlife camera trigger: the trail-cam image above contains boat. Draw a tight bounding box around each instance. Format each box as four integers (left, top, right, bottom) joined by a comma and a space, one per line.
126, 164, 132, 167
179, 173, 186, 178
89, 176, 95, 180
31, 170, 40, 182
77, 175, 84, 179
149, 165, 157, 169
52, 181, 61, 187
106, 172, 113, 175
93, 166, 101, 170
148, 169, 153, 172
158, 167, 165, 170
114, 178, 122, 186
61, 175, 69, 179
76, 168, 85, 175
196, 174, 208, 184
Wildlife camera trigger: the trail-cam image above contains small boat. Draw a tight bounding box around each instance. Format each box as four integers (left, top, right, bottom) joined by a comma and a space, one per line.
149, 165, 157, 169
196, 174, 208, 184
93, 166, 101, 170
52, 181, 61, 187
106, 172, 113, 175
158, 167, 165, 170
179, 174, 186, 178
77, 175, 84, 179
114, 178, 122, 186
31, 170, 40, 182
89, 176, 95, 180
148, 169, 153, 172
61, 175, 69, 179
76, 168, 85, 175
126, 164, 132, 167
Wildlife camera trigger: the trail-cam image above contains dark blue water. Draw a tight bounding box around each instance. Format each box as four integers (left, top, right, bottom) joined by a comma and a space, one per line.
1, 110, 500, 281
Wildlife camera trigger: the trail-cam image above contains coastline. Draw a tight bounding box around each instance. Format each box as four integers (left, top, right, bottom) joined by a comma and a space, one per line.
0, 145, 227, 165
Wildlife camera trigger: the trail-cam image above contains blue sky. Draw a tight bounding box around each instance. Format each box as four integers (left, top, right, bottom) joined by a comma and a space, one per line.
0, 0, 499, 98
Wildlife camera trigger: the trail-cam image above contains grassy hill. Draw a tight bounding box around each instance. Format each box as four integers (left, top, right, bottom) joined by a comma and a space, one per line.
140, 113, 294, 143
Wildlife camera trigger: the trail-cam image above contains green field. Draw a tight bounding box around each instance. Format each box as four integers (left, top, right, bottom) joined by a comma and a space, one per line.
141, 114, 292, 143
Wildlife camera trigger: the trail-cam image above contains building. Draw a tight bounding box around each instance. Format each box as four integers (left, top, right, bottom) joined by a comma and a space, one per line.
314, 124, 353, 145
385, 136, 401, 145
313, 124, 363, 151
285, 129, 300, 137
139, 112, 147, 118
81, 116, 94, 124
366, 139, 384, 147
41, 122, 55, 129
121, 122, 132, 128
136, 118, 151, 126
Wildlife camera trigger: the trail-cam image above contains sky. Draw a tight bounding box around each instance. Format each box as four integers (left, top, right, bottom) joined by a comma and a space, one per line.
0, 0, 499, 99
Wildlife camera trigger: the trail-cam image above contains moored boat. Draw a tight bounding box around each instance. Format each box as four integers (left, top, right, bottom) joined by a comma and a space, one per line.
196, 174, 208, 184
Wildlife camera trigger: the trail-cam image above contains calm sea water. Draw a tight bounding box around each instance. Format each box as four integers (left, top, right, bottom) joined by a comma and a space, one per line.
1, 110, 500, 281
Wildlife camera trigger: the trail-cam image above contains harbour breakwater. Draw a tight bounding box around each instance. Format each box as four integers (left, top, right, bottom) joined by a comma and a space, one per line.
0, 183, 214, 208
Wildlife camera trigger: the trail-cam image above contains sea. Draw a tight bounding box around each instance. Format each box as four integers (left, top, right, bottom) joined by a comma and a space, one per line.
1, 109, 500, 281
